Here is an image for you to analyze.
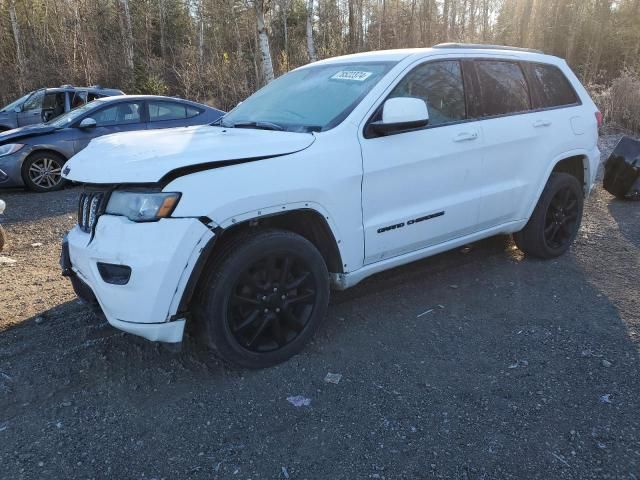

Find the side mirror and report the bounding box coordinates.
[14,107,21,113]
[369,97,429,136]
[78,118,97,129]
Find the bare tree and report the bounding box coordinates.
[8,0,26,92]
[255,0,275,84]
[306,0,317,61]
[119,0,135,80]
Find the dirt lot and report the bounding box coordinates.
[0,133,639,480]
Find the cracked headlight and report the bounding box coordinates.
[106,191,181,222]
[0,144,24,157]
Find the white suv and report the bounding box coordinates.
[61,44,601,368]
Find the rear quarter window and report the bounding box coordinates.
[526,63,580,109]
[473,60,531,117]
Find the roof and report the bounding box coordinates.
[311,44,557,66]
[95,95,202,103]
[45,86,124,95]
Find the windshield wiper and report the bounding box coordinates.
[231,121,284,131]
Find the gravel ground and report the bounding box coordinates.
[0,133,638,479]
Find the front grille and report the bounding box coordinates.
[78,191,106,233]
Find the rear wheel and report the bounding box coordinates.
[22,151,67,192]
[514,173,584,259]
[194,229,330,368]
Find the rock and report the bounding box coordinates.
[30,242,43,247]
[324,372,342,384]
[0,256,16,264]
[286,395,311,407]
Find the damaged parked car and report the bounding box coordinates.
[0,95,224,192]
[0,85,124,131]
[61,44,601,368]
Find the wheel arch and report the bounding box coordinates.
[550,154,588,192]
[522,150,591,224]
[20,148,68,180]
[176,207,345,317]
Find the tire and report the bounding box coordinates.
[22,151,67,192]
[194,229,330,369]
[514,173,584,259]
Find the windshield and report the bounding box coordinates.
[1,92,33,112]
[47,99,103,128]
[221,61,396,132]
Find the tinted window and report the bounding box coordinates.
[23,91,45,111]
[529,63,579,108]
[92,102,142,126]
[149,101,200,122]
[389,61,465,126]
[475,61,530,117]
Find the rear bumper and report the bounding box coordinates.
[62,215,214,343]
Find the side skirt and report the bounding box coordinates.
[330,219,527,290]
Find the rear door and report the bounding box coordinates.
[146,100,205,129]
[71,100,147,153]
[360,59,485,264]
[521,61,585,197]
[465,59,544,228]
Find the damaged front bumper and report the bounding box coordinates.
[61,215,215,343]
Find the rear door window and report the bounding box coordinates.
[148,101,201,122]
[388,60,466,127]
[474,60,531,117]
[526,63,579,109]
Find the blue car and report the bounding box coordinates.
[0,95,224,192]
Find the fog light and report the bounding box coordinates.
[97,262,132,285]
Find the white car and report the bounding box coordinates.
[61,44,601,368]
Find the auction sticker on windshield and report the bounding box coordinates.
[331,71,373,81]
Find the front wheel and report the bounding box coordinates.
[514,172,584,259]
[22,151,67,192]
[194,229,330,368]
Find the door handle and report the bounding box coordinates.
[453,132,478,142]
[533,119,552,128]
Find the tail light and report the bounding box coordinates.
[595,111,603,128]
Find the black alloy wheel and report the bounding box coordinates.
[514,172,584,259]
[195,229,330,368]
[543,186,580,250]
[229,253,318,352]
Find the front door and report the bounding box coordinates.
[360,59,485,264]
[17,90,45,126]
[71,101,147,154]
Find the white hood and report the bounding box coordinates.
[62,125,315,184]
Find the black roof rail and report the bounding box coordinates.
[90,85,103,89]
[433,43,544,54]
